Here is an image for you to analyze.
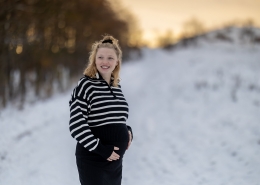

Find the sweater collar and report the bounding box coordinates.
[94,71,114,86]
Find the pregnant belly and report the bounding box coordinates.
[76,124,129,158]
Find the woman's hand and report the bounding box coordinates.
[126,131,132,150]
[107,147,120,161]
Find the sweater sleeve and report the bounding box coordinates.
[126,125,133,142]
[69,78,114,159]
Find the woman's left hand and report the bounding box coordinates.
[126,131,132,150]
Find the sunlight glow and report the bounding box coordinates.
[119,0,260,47]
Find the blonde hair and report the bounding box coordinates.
[83,35,122,87]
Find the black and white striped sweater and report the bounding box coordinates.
[69,73,133,159]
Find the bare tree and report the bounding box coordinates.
[180,17,205,38]
[156,29,175,49]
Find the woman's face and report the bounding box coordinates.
[95,47,118,78]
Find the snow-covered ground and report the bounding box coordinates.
[1,41,260,185]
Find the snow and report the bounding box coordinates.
[120,46,260,185]
[1,41,260,185]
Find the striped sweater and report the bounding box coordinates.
[69,73,133,159]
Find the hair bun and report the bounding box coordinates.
[102,39,113,44]
[101,35,118,44]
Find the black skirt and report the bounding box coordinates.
[75,124,129,185]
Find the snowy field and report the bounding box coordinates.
[1,40,260,184]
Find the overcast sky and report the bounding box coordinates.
[119,0,260,43]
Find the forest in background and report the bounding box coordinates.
[0,0,141,109]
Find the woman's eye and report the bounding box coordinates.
[98,57,103,59]
[109,57,114,60]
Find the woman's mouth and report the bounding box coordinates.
[101,66,110,69]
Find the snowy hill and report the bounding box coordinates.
[1,39,260,185]
[170,26,260,49]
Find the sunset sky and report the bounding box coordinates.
[119,0,260,45]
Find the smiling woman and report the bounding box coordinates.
[84,36,123,87]
[95,47,119,84]
[69,35,133,185]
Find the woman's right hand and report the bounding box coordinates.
[107,147,120,161]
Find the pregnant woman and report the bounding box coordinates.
[69,35,133,185]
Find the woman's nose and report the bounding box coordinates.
[102,59,109,64]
